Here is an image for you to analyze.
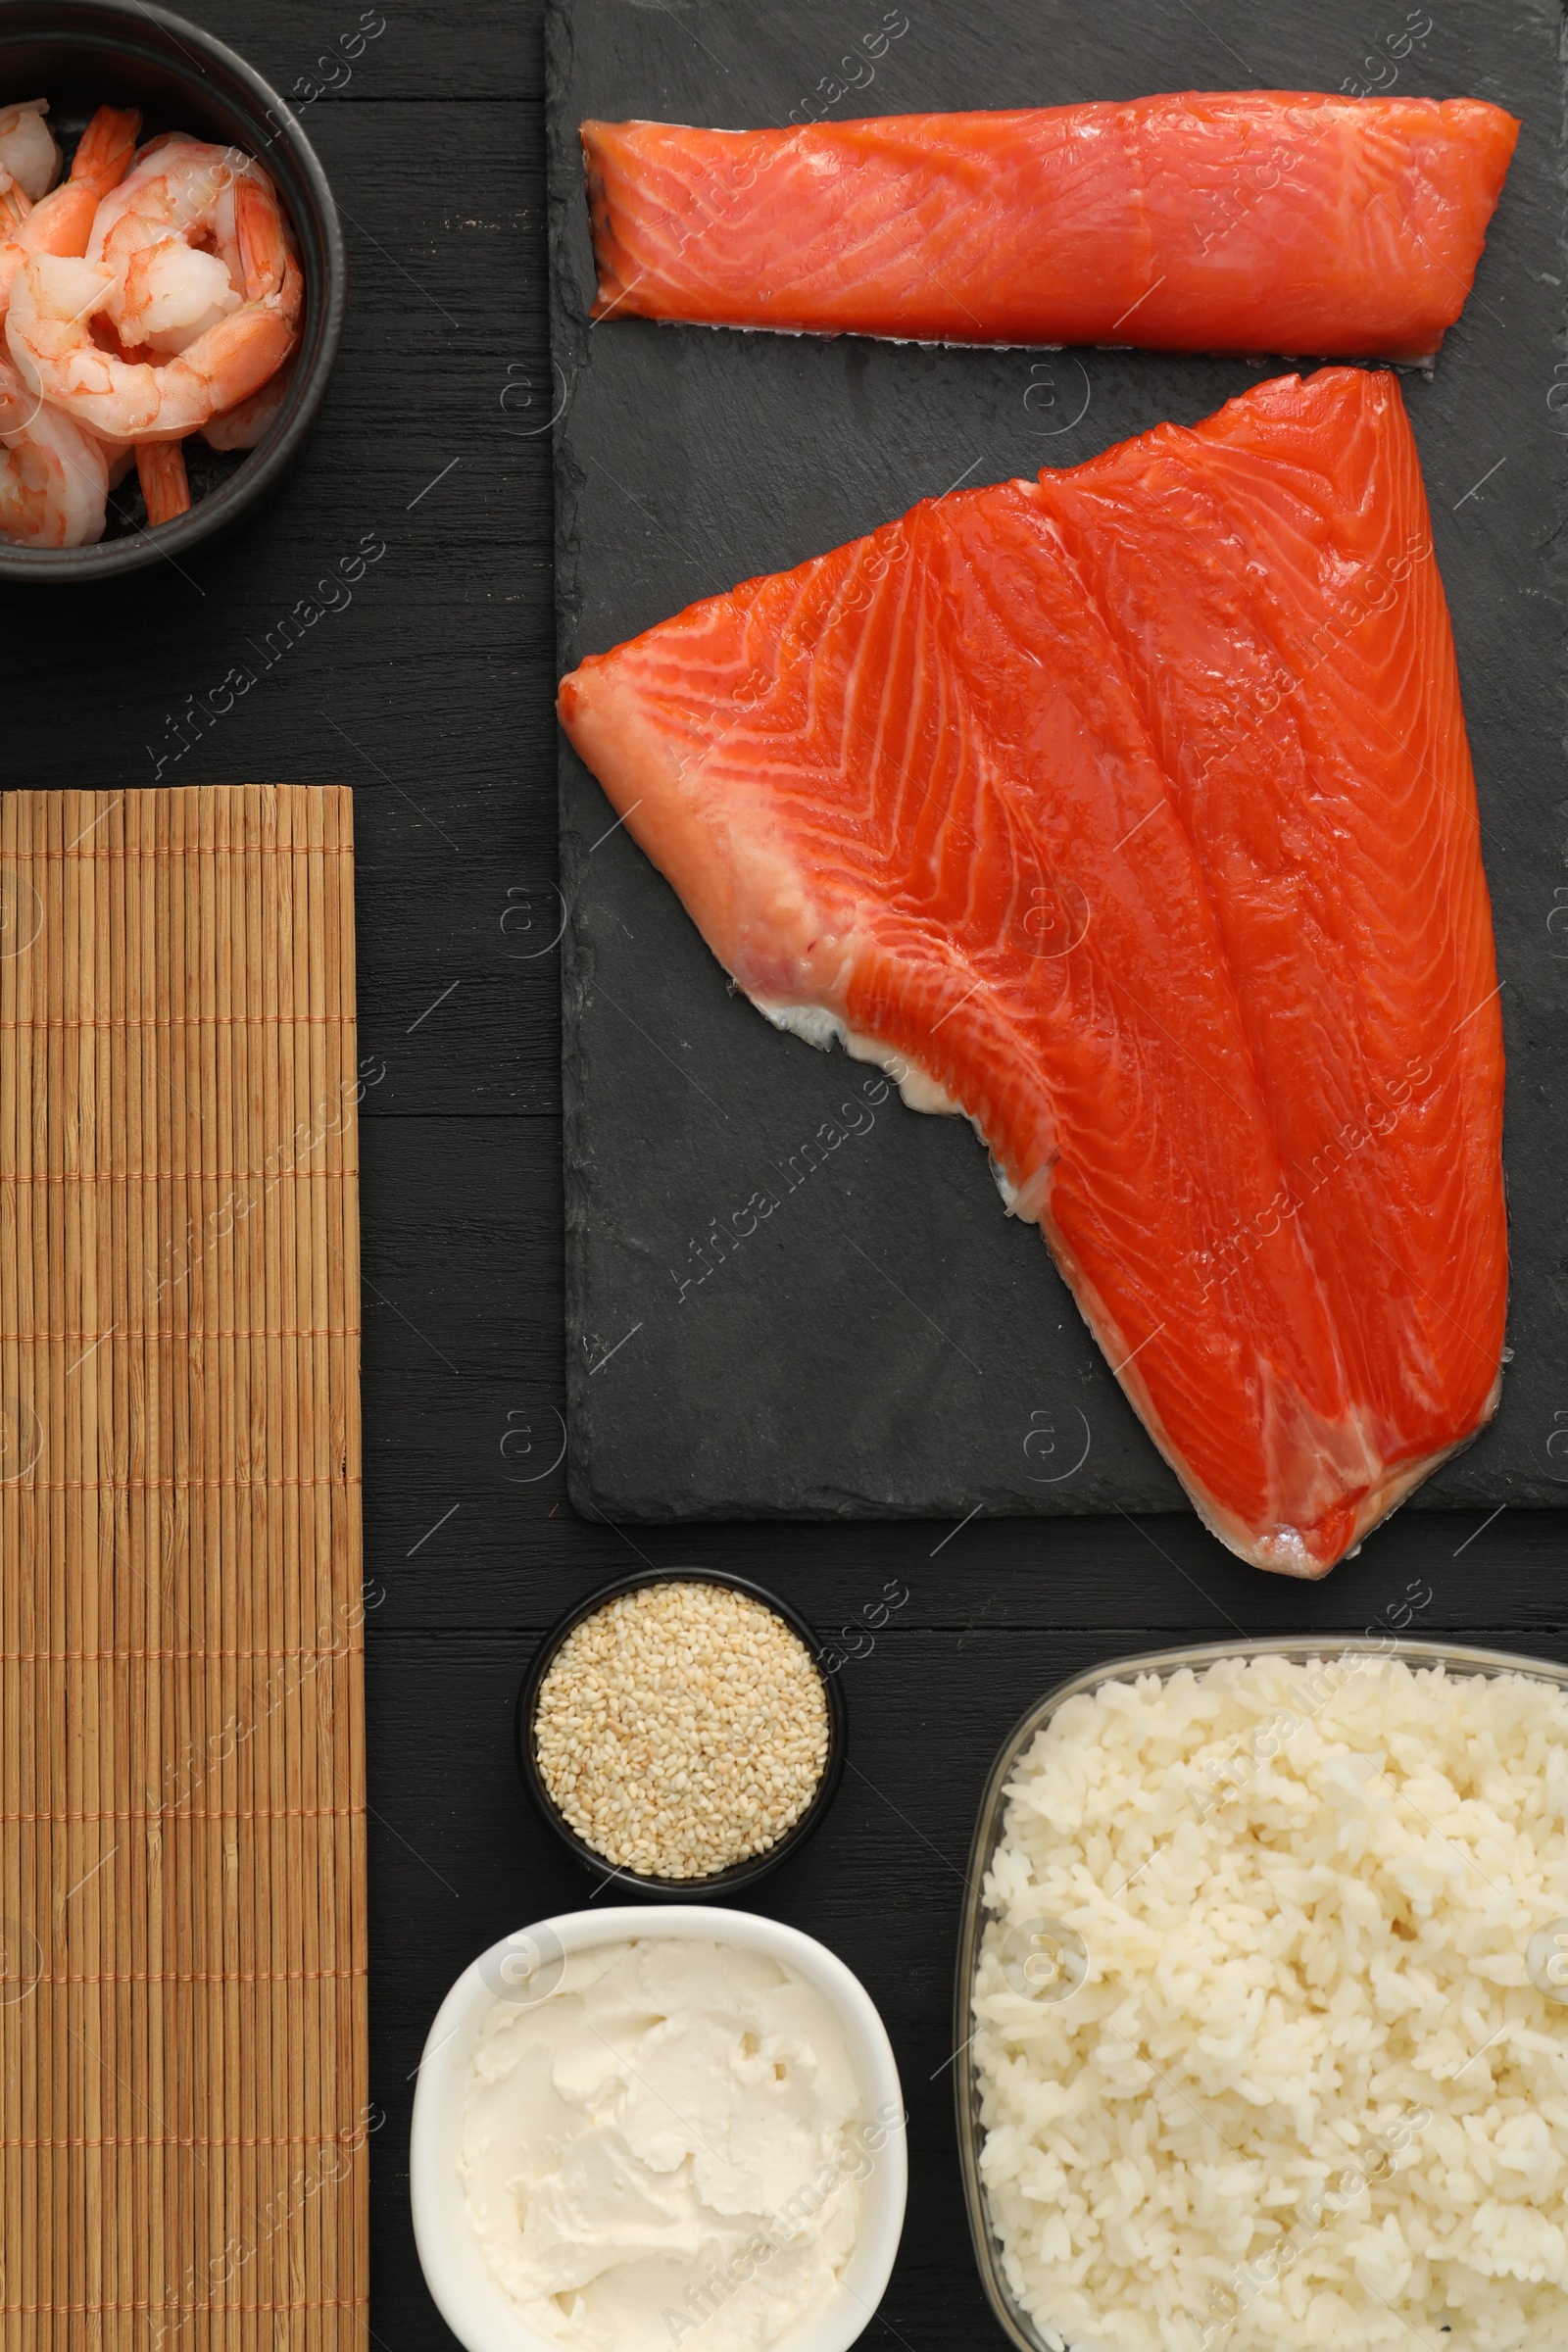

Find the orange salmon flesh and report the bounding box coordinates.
[583,93,1519,360]
[558,368,1508,1575]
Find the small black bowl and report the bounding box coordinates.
[0,0,345,580]
[516,1568,850,1902]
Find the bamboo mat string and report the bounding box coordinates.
[0,787,368,2352]
[0,798,16,2325]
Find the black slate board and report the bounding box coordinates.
[549,0,1567,1522]
[7,12,1568,2351]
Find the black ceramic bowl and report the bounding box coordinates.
[0,0,345,581]
[516,1568,850,1902]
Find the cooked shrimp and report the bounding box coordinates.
[0,105,139,320]
[0,350,106,545]
[0,174,31,238]
[0,100,60,204]
[98,432,135,491]
[200,350,295,451]
[87,135,269,353]
[6,248,299,440]
[135,437,190,525]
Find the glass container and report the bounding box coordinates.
[954,1635,1568,2352]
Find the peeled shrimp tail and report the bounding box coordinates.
[0,176,31,238]
[135,438,191,526]
[68,106,142,200]
[200,353,294,451]
[234,174,292,302]
[0,104,139,321]
[225,172,303,371]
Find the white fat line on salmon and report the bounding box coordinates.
[1193,1054,1438,1301]
[1203,579,1504,883]
[637,2,907,259]
[1450,976,1505,1032]
[1197,529,1435,782]
[928,978,980,1031]
[676,682,985,963]
[144,531,389,779]
[667,518,996,892]
[1360,1219,1498,1387]
[1285,532,1436,669]
[1191,143,1302,258]
[1365,174,1505,341]
[612,15,988,362]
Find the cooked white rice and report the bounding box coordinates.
[972,1654,1568,2352]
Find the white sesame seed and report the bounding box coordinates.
[532,1581,830,1879]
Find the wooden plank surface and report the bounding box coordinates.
[0,788,368,2352]
[1,7,1564,2349]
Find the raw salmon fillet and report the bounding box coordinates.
[557,368,1507,1575]
[583,93,1518,360]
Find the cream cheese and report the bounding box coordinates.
[460,1936,891,2351]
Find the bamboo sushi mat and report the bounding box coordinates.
[0,788,368,2351]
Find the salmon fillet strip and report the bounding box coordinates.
[558,368,1508,1574]
[583,93,1518,360]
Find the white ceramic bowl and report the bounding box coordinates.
[410,1904,908,2352]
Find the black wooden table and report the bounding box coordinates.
[4,7,1563,2345]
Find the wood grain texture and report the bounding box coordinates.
[1,5,1565,2348]
[0,787,368,2352]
